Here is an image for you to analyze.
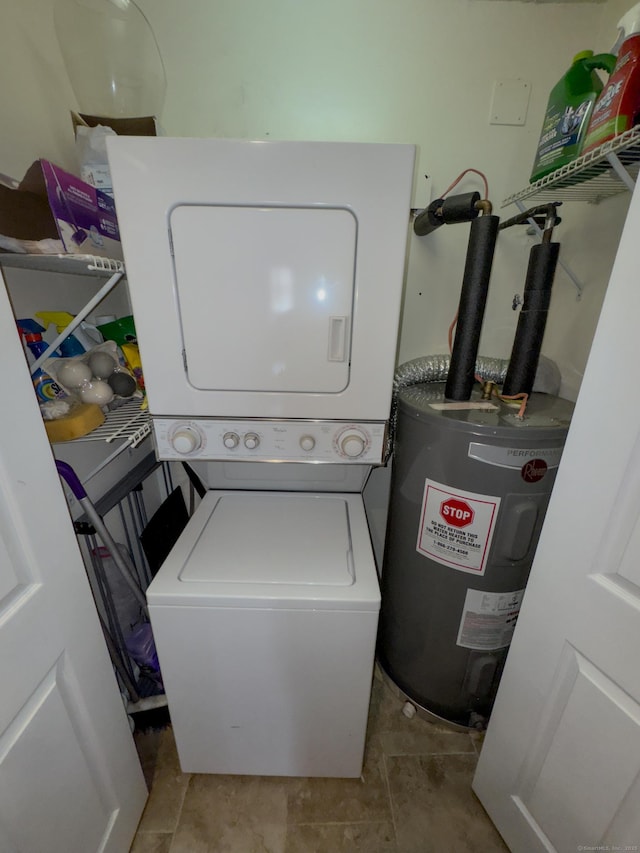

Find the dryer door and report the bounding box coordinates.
[171,204,355,394]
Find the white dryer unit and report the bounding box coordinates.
[108,138,415,778]
[107,138,415,431]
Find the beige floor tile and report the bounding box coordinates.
[170,773,288,853]
[386,753,508,853]
[129,831,173,853]
[470,729,486,754]
[285,821,397,852]
[369,671,466,735]
[286,773,392,826]
[379,728,476,757]
[368,672,477,757]
[136,727,191,834]
[286,734,392,825]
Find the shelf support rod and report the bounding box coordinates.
[30,271,125,374]
[79,439,139,485]
[605,151,636,192]
[514,200,583,300]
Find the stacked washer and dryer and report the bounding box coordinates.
[108,138,416,777]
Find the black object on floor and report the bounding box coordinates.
[132,703,172,734]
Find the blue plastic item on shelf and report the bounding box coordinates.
[16,318,66,402]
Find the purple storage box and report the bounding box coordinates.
[0,159,123,259]
[38,160,122,259]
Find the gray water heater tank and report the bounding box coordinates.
[377,382,574,729]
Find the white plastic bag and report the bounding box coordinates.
[75,124,117,197]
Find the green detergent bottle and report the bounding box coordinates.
[530,50,616,183]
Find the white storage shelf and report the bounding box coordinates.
[501,127,640,299]
[0,252,150,451]
[503,125,640,208]
[0,253,125,276]
[78,398,151,449]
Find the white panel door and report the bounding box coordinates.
[473,183,640,851]
[0,275,147,853]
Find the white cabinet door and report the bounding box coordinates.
[0,275,147,853]
[473,184,640,851]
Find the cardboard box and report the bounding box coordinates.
[71,111,159,137]
[0,159,122,259]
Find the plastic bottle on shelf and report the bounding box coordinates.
[16,318,62,361]
[16,319,66,403]
[530,50,616,183]
[36,311,96,356]
[583,3,640,154]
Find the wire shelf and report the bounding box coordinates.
[76,399,151,448]
[503,126,640,207]
[0,252,125,276]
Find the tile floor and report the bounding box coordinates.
[130,670,508,852]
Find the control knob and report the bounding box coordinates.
[223,432,240,449]
[300,435,316,452]
[339,429,368,458]
[244,432,260,450]
[171,425,203,455]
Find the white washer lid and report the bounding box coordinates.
[146,490,380,610]
[180,493,353,585]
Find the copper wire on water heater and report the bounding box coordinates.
[412,167,490,236]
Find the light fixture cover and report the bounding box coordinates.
[54,0,166,117]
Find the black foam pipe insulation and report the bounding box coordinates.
[502,241,560,398]
[440,192,481,224]
[413,192,480,237]
[445,213,500,401]
[413,198,446,236]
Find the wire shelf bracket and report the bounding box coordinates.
[60,399,152,483]
[502,127,640,299]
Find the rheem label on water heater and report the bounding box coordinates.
[456,588,525,650]
[416,479,501,575]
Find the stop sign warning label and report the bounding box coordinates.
[440,498,474,528]
[417,479,501,575]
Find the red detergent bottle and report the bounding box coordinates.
[583,2,640,153]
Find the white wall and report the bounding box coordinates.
[0,0,633,401]
[0,2,77,177]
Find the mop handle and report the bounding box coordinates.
[56,461,149,612]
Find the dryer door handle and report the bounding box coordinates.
[328,315,348,362]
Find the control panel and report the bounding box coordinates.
[152,418,388,463]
